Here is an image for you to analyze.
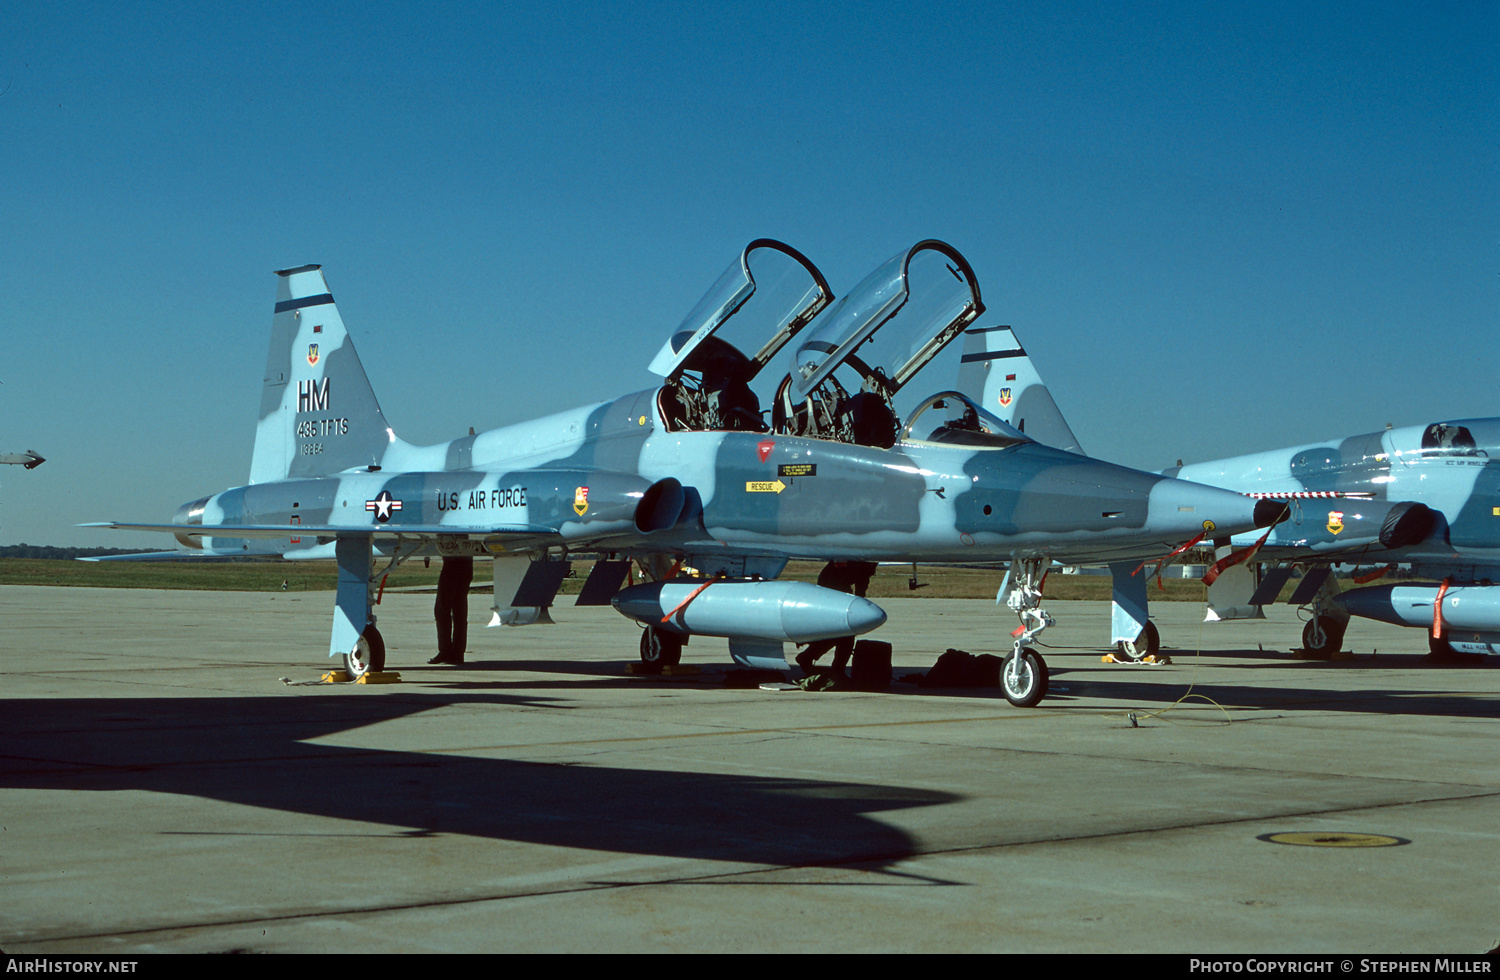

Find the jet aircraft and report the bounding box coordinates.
[91,241,1281,706]
[961,325,1500,661]
[0,450,45,468]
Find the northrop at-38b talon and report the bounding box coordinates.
[92,241,1282,706]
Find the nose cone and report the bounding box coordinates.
[844,595,888,635]
[1147,477,1270,541]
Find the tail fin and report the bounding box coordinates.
[957,326,1085,456]
[250,265,400,483]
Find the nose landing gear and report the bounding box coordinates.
[1003,558,1053,707]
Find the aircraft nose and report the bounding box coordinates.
[1147,477,1268,539]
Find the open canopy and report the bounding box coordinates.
[648,239,833,385]
[790,240,983,404]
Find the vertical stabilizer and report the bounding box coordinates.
[250,265,400,483]
[958,326,1085,456]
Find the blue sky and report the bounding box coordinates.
[2,1,1495,547]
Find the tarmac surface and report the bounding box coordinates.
[1,583,1497,954]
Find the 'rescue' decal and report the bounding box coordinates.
[746,480,787,494]
[366,491,402,523]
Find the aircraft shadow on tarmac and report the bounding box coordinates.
[404,652,1497,721]
[0,695,957,875]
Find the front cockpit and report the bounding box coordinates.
[651,238,989,452]
[776,240,983,448]
[650,239,832,435]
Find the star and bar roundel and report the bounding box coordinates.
[365,490,403,523]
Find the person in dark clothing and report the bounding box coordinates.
[795,560,878,675]
[428,556,474,665]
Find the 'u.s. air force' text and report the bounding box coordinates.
[437,488,527,511]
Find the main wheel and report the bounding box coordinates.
[1001,649,1049,707]
[639,626,683,671]
[1301,616,1344,656]
[344,625,386,678]
[1114,621,1160,663]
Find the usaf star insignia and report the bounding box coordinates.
[366,490,402,523]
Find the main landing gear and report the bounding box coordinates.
[1301,615,1346,657]
[345,625,387,679]
[1114,621,1161,663]
[1002,558,1053,707]
[639,625,683,671]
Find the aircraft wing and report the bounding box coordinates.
[79,521,568,559]
[82,521,560,539]
[81,550,260,562]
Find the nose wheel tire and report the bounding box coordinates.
[1114,621,1160,663]
[639,626,683,672]
[344,626,386,678]
[1001,649,1049,707]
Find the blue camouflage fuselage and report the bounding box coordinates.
[186,387,1260,567]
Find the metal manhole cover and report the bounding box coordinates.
[1257,832,1409,847]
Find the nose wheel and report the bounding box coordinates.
[1001,647,1049,707]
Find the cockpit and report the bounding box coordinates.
[651,239,996,451]
[898,390,1030,449]
[1419,421,1489,458]
[649,239,832,435]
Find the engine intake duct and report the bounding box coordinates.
[1379,501,1436,549]
[1252,499,1291,528]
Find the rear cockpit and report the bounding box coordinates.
[775,240,984,448]
[649,238,987,451]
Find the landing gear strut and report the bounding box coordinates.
[1003,558,1053,707]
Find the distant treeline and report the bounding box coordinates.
[0,544,147,560]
